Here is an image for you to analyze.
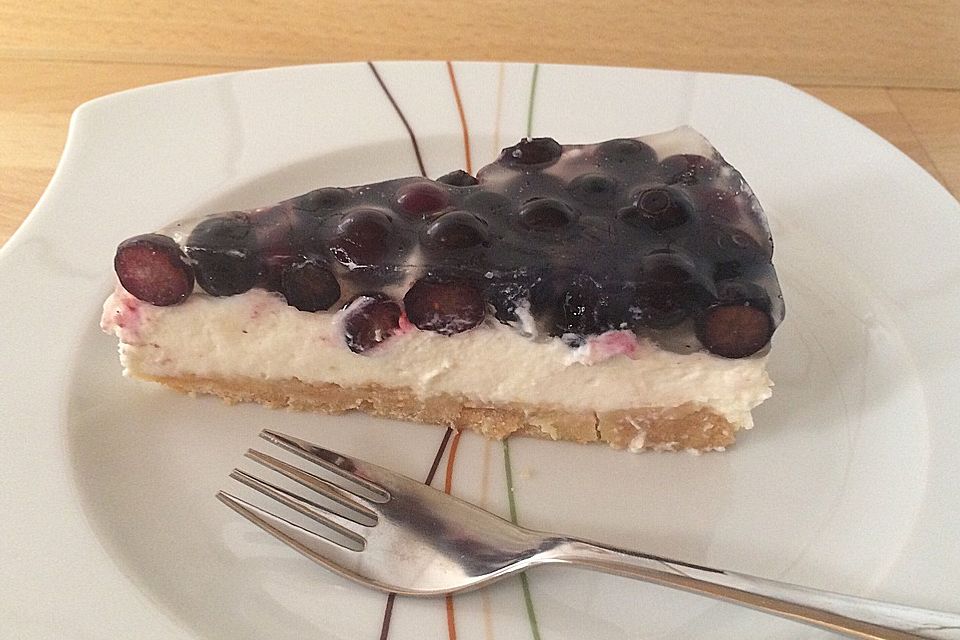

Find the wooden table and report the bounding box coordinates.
[2,0,959,247]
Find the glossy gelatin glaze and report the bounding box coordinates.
[112,127,784,359]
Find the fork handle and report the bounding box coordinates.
[545,538,960,639]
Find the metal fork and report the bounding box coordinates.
[217,430,960,640]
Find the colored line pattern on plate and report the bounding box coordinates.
[366,61,428,178]
[369,60,544,640]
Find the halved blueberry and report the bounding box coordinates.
[694,279,774,358]
[343,295,403,353]
[403,278,486,335]
[114,233,194,306]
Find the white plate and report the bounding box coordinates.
[2,61,959,640]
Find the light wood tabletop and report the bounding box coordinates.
[2,0,958,247]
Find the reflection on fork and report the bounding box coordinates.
[218,430,960,640]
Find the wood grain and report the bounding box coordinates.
[1,0,958,89]
[888,89,960,198]
[1,1,959,247]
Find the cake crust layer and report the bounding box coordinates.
[146,373,737,451]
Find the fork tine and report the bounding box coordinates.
[260,430,400,501]
[228,469,366,550]
[216,491,365,567]
[244,449,378,526]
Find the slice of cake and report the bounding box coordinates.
[101,127,784,452]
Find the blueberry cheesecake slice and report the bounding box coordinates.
[102,127,783,452]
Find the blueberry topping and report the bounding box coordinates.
[403,279,485,335]
[114,234,194,306]
[619,187,692,231]
[117,132,782,359]
[659,154,720,185]
[519,198,577,230]
[280,260,341,312]
[501,138,562,166]
[436,170,479,187]
[424,211,489,250]
[396,182,450,218]
[567,174,619,207]
[343,295,403,353]
[331,209,393,266]
[186,213,260,296]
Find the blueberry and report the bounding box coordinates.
[280,260,341,312]
[500,138,562,166]
[424,211,489,250]
[185,213,260,296]
[695,280,774,358]
[483,270,540,325]
[519,198,577,231]
[251,206,323,291]
[618,187,693,231]
[690,187,747,225]
[597,138,657,168]
[436,170,479,187]
[403,278,485,335]
[114,233,194,306]
[658,154,720,186]
[396,182,450,218]
[695,224,771,280]
[293,187,351,213]
[343,295,402,353]
[567,174,619,207]
[531,271,620,337]
[331,209,393,267]
[630,251,707,329]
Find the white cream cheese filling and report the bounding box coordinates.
[102,287,772,428]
